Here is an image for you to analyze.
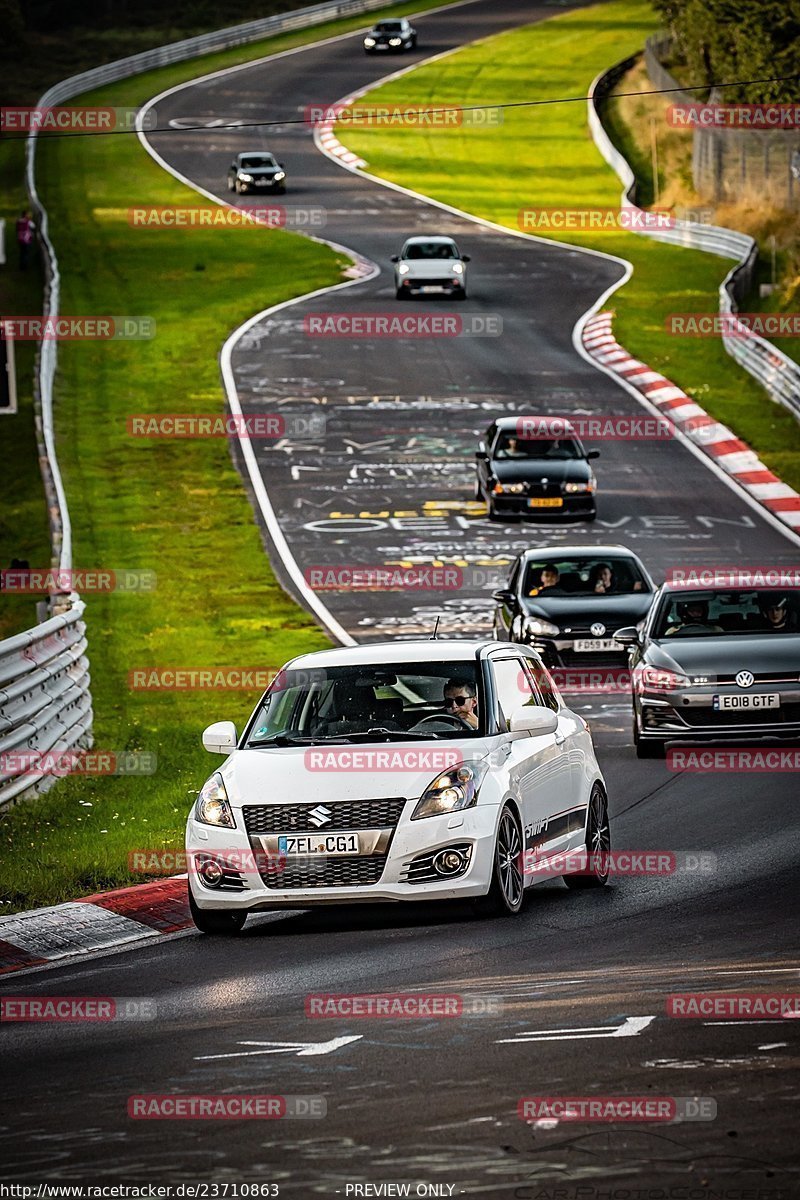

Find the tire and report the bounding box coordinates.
[453,288,467,301]
[189,886,247,935]
[475,805,525,916]
[474,478,483,500]
[396,288,408,300]
[585,511,597,523]
[227,179,235,193]
[487,500,504,523]
[563,785,610,889]
[636,739,665,759]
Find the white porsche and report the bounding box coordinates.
[392,236,470,300]
[186,640,610,933]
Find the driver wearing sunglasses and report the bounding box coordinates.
[442,679,479,729]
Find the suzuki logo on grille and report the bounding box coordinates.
[308,804,333,827]
[591,623,606,638]
[735,670,754,689]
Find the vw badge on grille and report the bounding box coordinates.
[735,670,754,689]
[590,622,606,638]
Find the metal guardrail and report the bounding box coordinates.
[0,599,92,808]
[5,0,401,810]
[589,58,800,424]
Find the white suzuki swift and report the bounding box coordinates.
[186,640,610,933]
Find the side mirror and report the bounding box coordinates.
[202,720,238,754]
[279,162,285,168]
[230,163,237,169]
[390,254,399,262]
[492,588,515,605]
[475,448,488,460]
[509,705,558,736]
[586,449,600,460]
[613,626,640,647]
[462,254,471,262]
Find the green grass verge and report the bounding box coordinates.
[340,0,800,492]
[0,0,466,913]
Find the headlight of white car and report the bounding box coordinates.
[452,263,464,273]
[194,773,236,828]
[398,263,410,274]
[522,617,560,639]
[411,760,488,820]
[238,173,254,182]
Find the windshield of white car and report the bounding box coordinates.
[522,557,647,597]
[493,435,581,460]
[245,663,485,744]
[654,589,800,637]
[240,156,276,169]
[403,242,458,259]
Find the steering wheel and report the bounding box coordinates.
[665,623,711,637]
[409,713,471,731]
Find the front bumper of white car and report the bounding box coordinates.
[186,801,499,910]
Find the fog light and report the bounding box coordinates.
[433,849,466,876]
[198,857,224,888]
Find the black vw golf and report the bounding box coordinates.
[614,584,800,758]
[475,417,599,522]
[492,546,656,669]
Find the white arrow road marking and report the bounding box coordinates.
[496,1015,656,1044]
[195,1035,362,1061]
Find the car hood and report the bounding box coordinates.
[491,458,591,483]
[240,166,279,176]
[401,260,464,278]
[217,741,495,806]
[647,633,800,674]
[522,593,653,626]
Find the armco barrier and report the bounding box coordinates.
[589,57,800,424]
[7,0,406,806]
[0,599,92,809]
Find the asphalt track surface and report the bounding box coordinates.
[4,1,800,1194]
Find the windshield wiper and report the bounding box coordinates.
[341,728,434,741]
[246,734,318,747]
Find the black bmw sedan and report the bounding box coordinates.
[492,546,656,670]
[475,417,599,522]
[614,585,800,758]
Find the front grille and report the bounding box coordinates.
[527,482,563,498]
[260,856,386,889]
[679,704,800,728]
[715,672,800,685]
[559,649,627,668]
[243,798,407,834]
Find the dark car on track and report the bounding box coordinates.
[492,546,656,670]
[363,18,417,52]
[227,152,286,195]
[475,417,599,522]
[614,584,800,758]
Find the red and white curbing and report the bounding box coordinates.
[315,92,367,169]
[0,878,190,974]
[583,312,800,532]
